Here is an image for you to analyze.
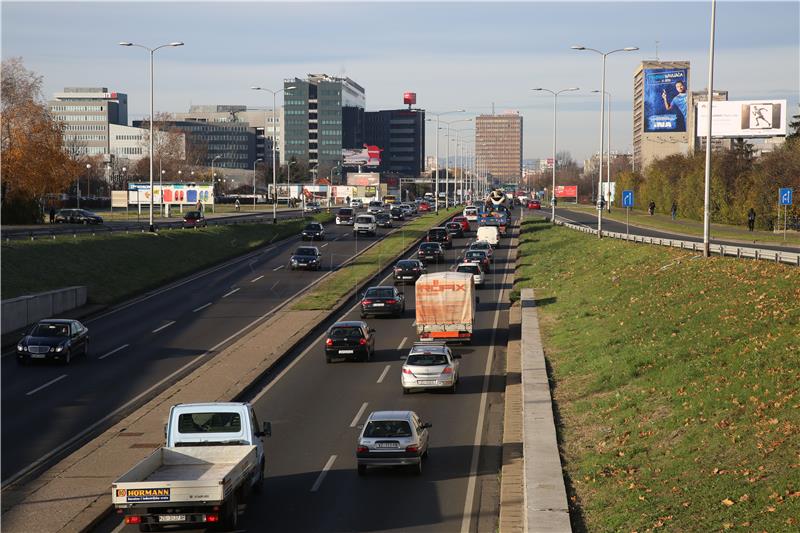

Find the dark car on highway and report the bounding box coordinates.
[445,221,464,239]
[360,286,405,318]
[16,319,89,365]
[336,207,355,225]
[417,242,444,264]
[183,210,207,228]
[301,222,325,240]
[426,227,452,249]
[325,321,375,363]
[390,207,405,221]
[290,246,322,270]
[54,209,103,225]
[375,212,393,228]
[393,259,426,284]
[463,249,491,272]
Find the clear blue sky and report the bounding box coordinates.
[3,1,798,162]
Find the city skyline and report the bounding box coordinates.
[2,1,798,162]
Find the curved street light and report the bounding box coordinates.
[427,109,465,213]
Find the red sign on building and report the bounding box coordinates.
[403,92,416,105]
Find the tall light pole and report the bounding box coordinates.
[119,40,184,232]
[453,129,473,204]
[251,85,296,223]
[593,90,613,212]
[703,0,717,257]
[428,110,465,213]
[533,87,579,223]
[80,163,91,208]
[441,118,472,208]
[211,155,222,212]
[252,158,263,211]
[572,44,638,237]
[286,160,296,205]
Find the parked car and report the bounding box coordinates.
[182,210,207,228]
[417,242,445,264]
[16,319,89,365]
[463,249,491,272]
[356,411,431,475]
[375,212,393,228]
[360,286,405,318]
[54,209,103,225]
[401,342,461,394]
[336,207,355,225]
[350,199,364,209]
[451,216,470,232]
[390,207,405,221]
[527,199,541,209]
[445,221,464,239]
[354,214,378,236]
[455,262,485,287]
[393,259,426,284]
[325,321,375,363]
[289,246,322,270]
[426,227,452,249]
[367,201,384,215]
[301,222,325,241]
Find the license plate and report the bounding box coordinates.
[375,443,398,449]
[339,349,354,354]
[418,380,437,385]
[31,354,46,359]
[159,515,186,523]
[402,276,413,279]
[373,303,384,307]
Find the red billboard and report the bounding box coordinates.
[403,92,417,105]
[555,185,578,198]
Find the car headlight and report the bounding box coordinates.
[291,258,298,263]
[17,343,26,352]
[55,345,65,352]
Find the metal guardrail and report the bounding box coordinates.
[553,218,800,266]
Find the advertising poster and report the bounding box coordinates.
[346,172,380,186]
[554,185,578,198]
[342,145,382,167]
[695,100,786,138]
[644,68,688,132]
[128,184,213,206]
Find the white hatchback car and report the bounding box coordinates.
[401,342,461,394]
[455,262,485,287]
[356,410,431,476]
[350,199,364,209]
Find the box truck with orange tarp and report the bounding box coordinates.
[415,272,477,344]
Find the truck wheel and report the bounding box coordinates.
[222,494,239,530]
[253,460,265,493]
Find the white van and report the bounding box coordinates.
[354,214,377,236]
[476,226,500,247]
[463,207,478,222]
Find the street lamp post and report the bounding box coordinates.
[593,90,613,212]
[533,87,579,223]
[252,158,263,211]
[703,0,717,257]
[428,110,465,213]
[440,118,471,209]
[251,85,296,224]
[119,40,184,232]
[286,161,296,206]
[211,155,222,212]
[572,44,638,237]
[80,163,90,208]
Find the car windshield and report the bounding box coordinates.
[363,420,412,438]
[366,288,394,298]
[377,213,390,220]
[330,327,363,339]
[295,248,317,256]
[356,216,373,223]
[177,412,241,434]
[420,243,440,251]
[471,242,490,249]
[185,211,201,218]
[406,353,448,366]
[446,223,460,229]
[304,224,321,230]
[30,323,69,337]
[457,265,480,274]
[369,202,382,207]
[338,209,353,215]
[429,229,446,237]
[397,260,418,268]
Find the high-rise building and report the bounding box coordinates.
[283,74,366,179]
[109,124,185,162]
[475,112,523,182]
[49,87,128,156]
[364,109,426,177]
[687,89,730,153]
[633,61,691,171]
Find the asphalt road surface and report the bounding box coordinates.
[1,213,426,484]
[94,219,513,533]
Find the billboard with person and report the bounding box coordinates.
[695,100,786,137]
[644,68,689,133]
[128,183,213,205]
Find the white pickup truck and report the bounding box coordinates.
[112,402,270,531]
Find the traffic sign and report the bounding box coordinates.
[779,187,793,206]
[622,190,634,208]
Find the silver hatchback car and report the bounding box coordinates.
[357,411,431,475]
[401,342,461,394]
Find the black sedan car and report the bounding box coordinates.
[390,207,405,221]
[183,210,207,228]
[463,249,491,272]
[17,319,89,365]
[426,227,452,248]
[393,259,426,284]
[301,222,325,240]
[290,246,322,270]
[445,221,464,239]
[325,321,375,363]
[375,212,393,228]
[418,242,445,264]
[360,286,405,318]
[54,209,103,225]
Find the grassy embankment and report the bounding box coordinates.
[2,214,333,305]
[513,218,799,532]
[292,208,460,310]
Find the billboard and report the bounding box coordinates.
[346,172,380,186]
[696,100,786,138]
[342,145,382,167]
[404,92,417,105]
[554,185,578,198]
[644,68,689,133]
[127,183,213,206]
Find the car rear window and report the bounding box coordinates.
[420,243,440,251]
[406,353,448,366]
[429,229,447,237]
[178,412,241,434]
[330,326,363,339]
[457,264,480,274]
[363,420,412,438]
[446,222,460,229]
[366,288,394,298]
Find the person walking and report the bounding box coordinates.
[671,201,677,220]
[234,199,240,212]
[49,206,56,224]
[648,200,656,216]
[747,208,756,231]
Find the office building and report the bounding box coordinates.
[475,112,523,181]
[364,109,426,177]
[49,87,128,156]
[109,124,185,162]
[632,60,691,171]
[283,74,366,179]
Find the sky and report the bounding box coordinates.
[2,1,798,163]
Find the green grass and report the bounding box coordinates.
[93,203,301,220]
[292,208,460,310]
[2,214,333,305]
[513,219,800,532]
[565,204,800,246]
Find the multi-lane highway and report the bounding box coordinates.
[0,213,427,484]
[95,215,513,533]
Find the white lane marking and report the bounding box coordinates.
[310,455,337,492]
[192,302,212,313]
[273,265,285,271]
[250,275,264,283]
[321,243,329,248]
[151,321,176,334]
[397,336,408,350]
[349,402,369,428]
[98,344,130,360]
[223,288,240,298]
[376,365,391,384]
[110,518,126,533]
[26,374,68,396]
[460,223,515,533]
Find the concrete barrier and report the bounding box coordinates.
[1,286,87,335]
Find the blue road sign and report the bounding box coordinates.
[779,188,793,206]
[622,190,634,208]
